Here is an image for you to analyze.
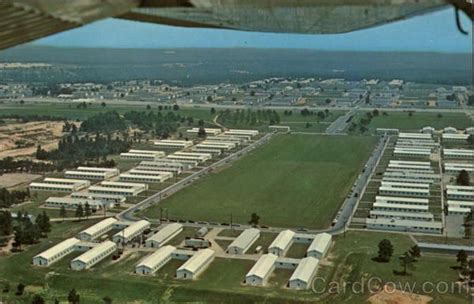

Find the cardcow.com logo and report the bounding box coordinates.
[310,276,470,296]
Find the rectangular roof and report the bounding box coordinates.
[146,223,183,243]
[79,218,118,237]
[289,257,319,283]
[269,230,295,250]
[115,220,150,239]
[381,181,430,189]
[88,186,136,194]
[128,149,165,155]
[227,228,260,250]
[177,248,215,273]
[367,218,442,229]
[72,241,116,264]
[30,183,77,190]
[445,162,474,168]
[399,133,432,139]
[446,185,474,192]
[136,245,176,269]
[376,196,429,204]
[65,170,109,177]
[77,166,119,173]
[43,177,89,185]
[246,254,278,278]
[379,186,429,194]
[100,181,146,189]
[308,233,332,254]
[34,238,80,260]
[369,210,434,219]
[373,202,429,211]
[389,160,431,166]
[447,200,474,207]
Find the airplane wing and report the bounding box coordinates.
[0,0,471,51]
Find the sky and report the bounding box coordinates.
[36,8,472,53]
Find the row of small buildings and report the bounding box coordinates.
[33,219,332,288]
[367,158,443,234]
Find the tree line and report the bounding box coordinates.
[36,133,131,166]
[0,188,30,208]
[219,109,280,126]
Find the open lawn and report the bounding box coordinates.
[366,111,473,132]
[318,231,471,304]
[0,103,216,122]
[140,134,377,228]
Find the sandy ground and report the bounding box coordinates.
[0,173,42,189]
[0,121,66,159]
[368,285,433,304]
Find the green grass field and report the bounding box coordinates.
[141,134,377,228]
[318,231,470,304]
[366,111,473,132]
[0,103,216,122]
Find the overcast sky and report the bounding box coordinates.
[35,8,472,53]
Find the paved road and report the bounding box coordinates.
[325,106,358,134]
[116,132,275,222]
[326,134,388,234]
[15,97,474,114]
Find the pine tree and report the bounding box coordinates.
[75,205,84,219]
[68,288,80,304]
[60,205,67,220]
[84,202,92,219]
[377,239,394,262]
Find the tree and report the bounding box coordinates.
[0,211,12,236]
[210,107,216,115]
[464,133,474,144]
[36,211,51,236]
[2,281,10,293]
[409,245,421,258]
[437,113,443,119]
[103,296,113,304]
[101,102,106,107]
[60,205,67,220]
[68,288,80,304]
[32,294,46,304]
[457,249,468,269]
[75,204,84,219]
[198,119,205,127]
[16,283,25,295]
[13,225,24,250]
[399,252,416,275]
[84,202,92,219]
[377,239,394,262]
[172,104,179,111]
[197,127,206,138]
[248,213,260,226]
[146,104,151,110]
[457,170,470,186]
[408,112,413,117]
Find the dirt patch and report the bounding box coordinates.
[0,121,73,159]
[368,285,433,304]
[0,173,42,189]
